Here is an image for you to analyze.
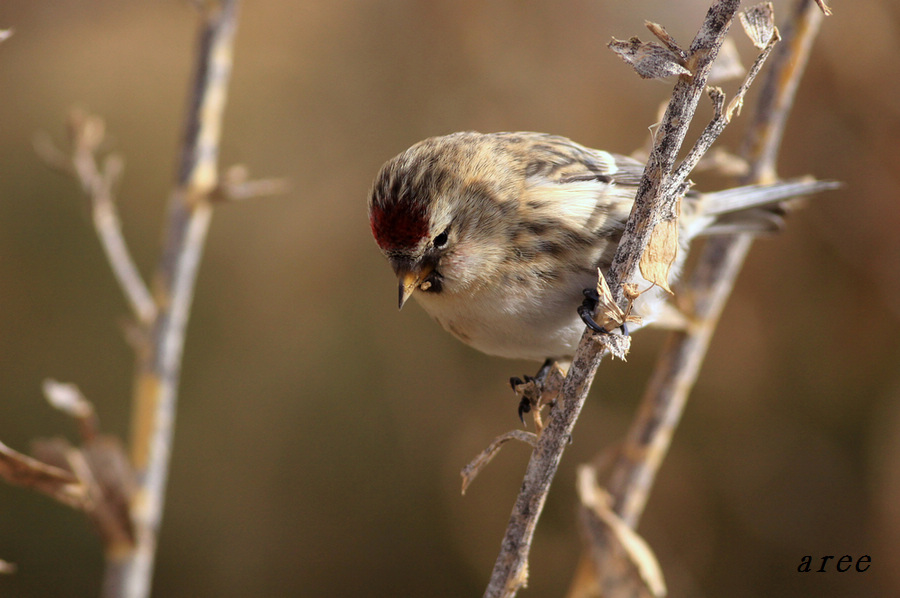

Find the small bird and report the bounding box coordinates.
[368,131,833,363]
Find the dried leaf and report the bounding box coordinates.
[43,378,99,441]
[30,436,136,546]
[609,37,690,80]
[708,38,745,83]
[43,379,93,419]
[622,283,642,302]
[0,440,86,509]
[593,268,626,329]
[601,333,632,362]
[511,362,567,434]
[644,22,686,61]
[576,466,667,597]
[639,215,679,295]
[739,3,776,49]
[594,271,643,330]
[588,270,639,360]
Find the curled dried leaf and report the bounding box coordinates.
[590,270,640,360]
[593,269,642,331]
[739,3,776,49]
[601,332,632,362]
[708,39,745,83]
[43,379,93,419]
[638,215,679,295]
[42,379,99,441]
[644,21,686,62]
[609,37,690,80]
[31,436,136,546]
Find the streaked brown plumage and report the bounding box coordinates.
[368,131,834,361]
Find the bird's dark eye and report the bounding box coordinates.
[433,227,450,249]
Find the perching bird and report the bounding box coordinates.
[368,131,835,362]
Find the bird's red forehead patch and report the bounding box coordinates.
[370,201,428,250]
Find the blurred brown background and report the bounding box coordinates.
[1,1,898,596]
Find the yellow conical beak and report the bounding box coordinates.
[397,266,433,309]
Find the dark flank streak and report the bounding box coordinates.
[558,173,613,184]
[536,240,567,257]
[534,269,560,282]
[524,221,551,236]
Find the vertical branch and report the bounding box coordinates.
[605,0,827,531]
[102,2,240,597]
[69,122,158,326]
[740,0,829,184]
[606,0,740,304]
[482,2,742,597]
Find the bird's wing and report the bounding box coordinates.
[518,137,640,236]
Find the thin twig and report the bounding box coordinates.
[0,440,86,509]
[461,430,539,495]
[670,23,781,193]
[569,3,831,593]
[482,3,743,597]
[605,0,828,533]
[101,2,241,597]
[36,112,158,326]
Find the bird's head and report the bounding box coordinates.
[368,133,514,308]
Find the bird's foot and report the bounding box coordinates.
[510,359,565,435]
[578,287,629,336]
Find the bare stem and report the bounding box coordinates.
[35,113,158,326]
[606,0,827,534]
[482,2,742,597]
[101,2,241,597]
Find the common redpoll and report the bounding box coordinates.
[368,131,833,363]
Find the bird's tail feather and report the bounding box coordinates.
[702,177,841,217]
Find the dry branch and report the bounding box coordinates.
[482,2,744,596]
[607,0,829,532]
[102,2,241,597]
[2,2,289,595]
[575,0,832,593]
[35,112,157,326]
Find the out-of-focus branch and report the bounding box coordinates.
[102,2,241,597]
[0,439,86,509]
[552,5,834,597]
[35,113,157,327]
[482,3,743,597]
[5,1,289,594]
[606,0,829,534]
[740,0,830,184]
